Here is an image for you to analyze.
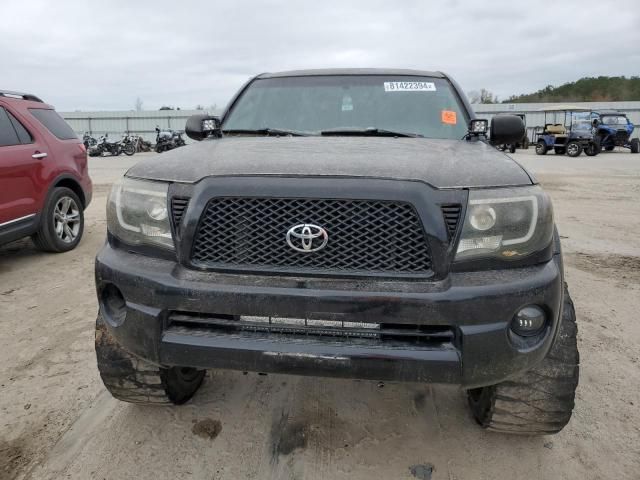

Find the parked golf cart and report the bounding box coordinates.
[496,113,530,153]
[534,105,600,157]
[593,110,639,153]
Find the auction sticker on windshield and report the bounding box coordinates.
[441,110,457,125]
[384,81,436,92]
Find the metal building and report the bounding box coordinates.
[60,102,640,144]
[60,109,216,143]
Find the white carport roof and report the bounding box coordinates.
[538,104,592,112]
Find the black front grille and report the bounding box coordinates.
[171,197,189,233]
[190,197,432,276]
[441,204,462,239]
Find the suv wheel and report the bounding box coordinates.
[32,187,84,252]
[95,314,206,404]
[467,284,579,435]
[631,138,640,153]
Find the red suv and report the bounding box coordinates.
[0,90,92,252]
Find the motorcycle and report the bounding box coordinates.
[83,132,97,150]
[88,134,122,157]
[155,126,186,153]
[119,134,137,156]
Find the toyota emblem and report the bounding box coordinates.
[286,224,329,253]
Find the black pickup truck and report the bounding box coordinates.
[95,69,578,435]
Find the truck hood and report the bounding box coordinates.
[126,137,533,189]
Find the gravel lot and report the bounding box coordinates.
[1,148,639,480]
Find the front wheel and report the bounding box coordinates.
[467,284,579,435]
[32,187,84,252]
[584,139,601,157]
[508,144,516,153]
[566,141,583,157]
[95,314,206,404]
[631,138,640,153]
[535,141,547,155]
[123,143,136,156]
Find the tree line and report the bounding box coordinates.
[468,76,640,104]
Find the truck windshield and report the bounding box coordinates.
[601,115,628,126]
[222,75,469,139]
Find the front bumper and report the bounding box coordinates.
[96,244,563,388]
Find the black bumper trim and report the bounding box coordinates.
[161,326,460,383]
[96,244,563,388]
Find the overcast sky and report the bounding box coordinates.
[2,0,638,111]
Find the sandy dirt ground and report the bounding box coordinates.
[1,149,639,480]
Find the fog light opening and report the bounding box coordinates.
[101,283,127,327]
[511,305,546,337]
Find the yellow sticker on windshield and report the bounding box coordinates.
[441,110,457,125]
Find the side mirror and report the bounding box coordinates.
[186,114,221,141]
[592,119,600,127]
[490,115,525,145]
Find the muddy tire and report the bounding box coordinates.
[467,284,579,435]
[95,314,205,405]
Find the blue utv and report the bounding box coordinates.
[534,105,600,157]
[593,111,639,153]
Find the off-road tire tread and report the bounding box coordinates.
[95,315,204,405]
[468,284,579,435]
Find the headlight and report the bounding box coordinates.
[455,186,553,262]
[106,177,174,250]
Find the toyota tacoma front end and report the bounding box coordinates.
[95,69,579,434]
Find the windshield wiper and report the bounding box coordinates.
[320,128,423,138]
[222,128,310,137]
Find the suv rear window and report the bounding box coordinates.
[28,108,77,140]
[0,107,24,146]
[7,110,33,144]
